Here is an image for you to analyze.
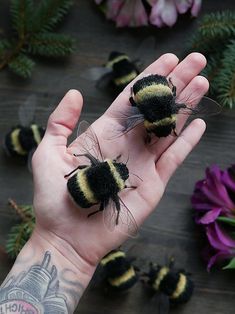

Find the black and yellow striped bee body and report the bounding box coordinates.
[106,51,139,91]
[4,124,45,158]
[67,158,129,209]
[130,74,185,138]
[100,249,138,291]
[147,261,194,304]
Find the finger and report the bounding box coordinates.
[152,75,209,158]
[44,89,83,147]
[167,52,207,96]
[157,118,206,186]
[106,53,179,115]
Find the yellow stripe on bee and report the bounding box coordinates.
[31,124,42,145]
[11,129,27,155]
[135,84,171,102]
[153,267,169,291]
[107,159,125,190]
[171,273,187,299]
[108,267,135,287]
[77,169,98,204]
[106,55,130,68]
[144,115,177,129]
[100,251,125,266]
[114,71,137,86]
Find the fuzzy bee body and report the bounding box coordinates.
[65,121,138,236]
[67,158,128,209]
[4,123,45,157]
[129,74,184,138]
[106,51,139,90]
[100,249,138,291]
[107,73,221,141]
[147,260,194,305]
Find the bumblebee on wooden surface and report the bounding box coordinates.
[99,249,138,291]
[142,258,194,313]
[64,121,138,237]
[106,73,221,141]
[4,95,45,158]
[82,37,156,93]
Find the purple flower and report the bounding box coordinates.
[95,0,202,28]
[192,165,235,270]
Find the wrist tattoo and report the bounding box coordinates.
[0,251,84,314]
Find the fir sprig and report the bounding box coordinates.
[0,0,75,78]
[6,199,35,259]
[189,10,235,108]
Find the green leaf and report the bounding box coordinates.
[8,53,35,78]
[28,32,75,57]
[217,216,235,226]
[223,257,235,269]
[31,0,74,33]
[0,39,11,56]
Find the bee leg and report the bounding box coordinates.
[129,96,136,107]
[64,165,87,178]
[169,77,177,97]
[74,153,99,165]
[173,129,178,137]
[87,202,104,218]
[125,185,137,189]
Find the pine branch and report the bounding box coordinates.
[202,53,223,95]
[31,0,74,33]
[6,199,35,259]
[8,53,35,78]
[10,0,34,37]
[213,40,235,108]
[0,0,75,78]
[28,32,74,57]
[199,11,235,40]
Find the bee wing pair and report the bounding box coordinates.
[74,120,138,237]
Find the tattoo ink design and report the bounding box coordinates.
[0,251,68,314]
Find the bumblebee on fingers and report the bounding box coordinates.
[106,73,221,142]
[64,121,139,237]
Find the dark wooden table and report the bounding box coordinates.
[1,1,235,313]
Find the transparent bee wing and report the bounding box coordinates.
[81,66,113,81]
[142,293,170,314]
[103,197,138,237]
[74,120,104,162]
[103,107,144,140]
[18,94,37,126]
[133,36,156,69]
[176,95,222,134]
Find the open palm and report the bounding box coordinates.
[32,53,208,267]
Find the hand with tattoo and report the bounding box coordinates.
[0,53,208,313]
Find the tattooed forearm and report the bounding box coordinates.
[0,251,85,314]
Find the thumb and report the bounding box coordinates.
[44,89,83,147]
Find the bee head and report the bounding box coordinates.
[114,162,129,181]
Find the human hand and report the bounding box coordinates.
[32,53,208,271]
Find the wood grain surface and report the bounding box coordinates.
[0,1,235,313]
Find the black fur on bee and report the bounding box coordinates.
[100,249,138,291]
[67,156,129,211]
[146,258,194,304]
[4,124,45,158]
[129,74,186,138]
[106,51,139,91]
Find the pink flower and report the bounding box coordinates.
[95,0,202,28]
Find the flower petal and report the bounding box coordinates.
[175,0,192,14]
[196,207,221,224]
[161,0,178,27]
[206,222,235,251]
[191,0,202,17]
[207,250,232,271]
[222,165,235,192]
